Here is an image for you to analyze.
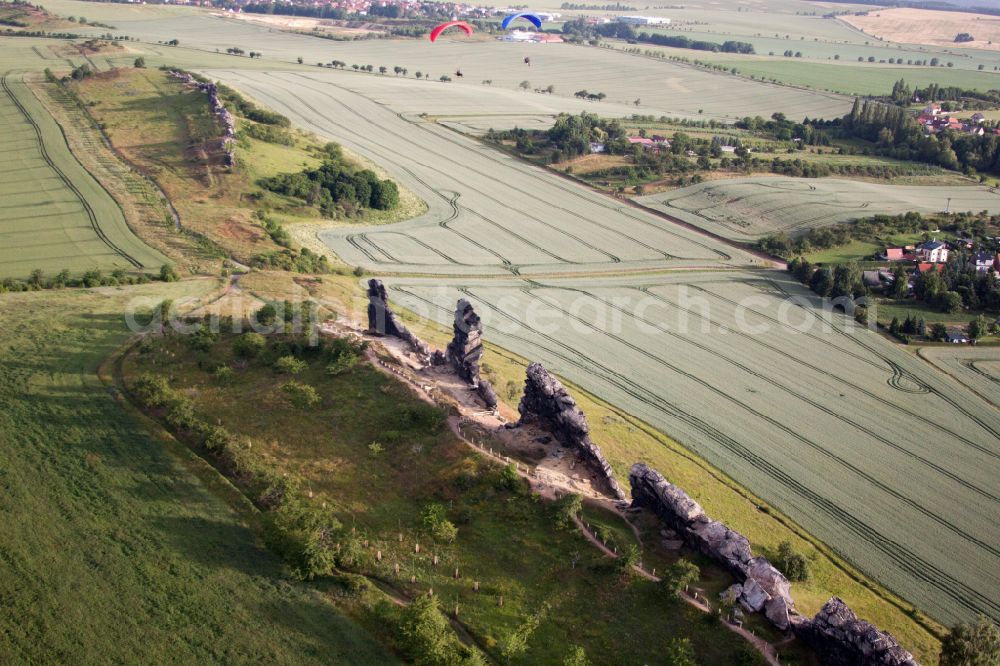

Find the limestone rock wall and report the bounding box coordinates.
[447,299,484,384]
[518,363,626,500]
[794,598,918,666]
[366,279,431,359]
[169,71,235,166]
[629,463,793,628]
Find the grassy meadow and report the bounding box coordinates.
[120,325,757,665]
[0,281,395,664]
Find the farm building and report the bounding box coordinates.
[946,328,971,344]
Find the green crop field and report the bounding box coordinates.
[918,346,1000,411]
[382,271,1000,627]
[695,57,1000,97]
[637,177,1000,242]
[0,282,395,664]
[0,72,166,279]
[211,69,767,276]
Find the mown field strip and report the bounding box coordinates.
[213,69,759,275]
[0,72,166,278]
[385,273,1000,625]
[637,177,1000,241]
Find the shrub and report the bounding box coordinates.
[282,381,321,409]
[233,332,266,359]
[159,264,179,282]
[186,324,218,352]
[496,463,521,492]
[131,373,172,407]
[396,595,485,666]
[214,365,234,384]
[274,355,307,375]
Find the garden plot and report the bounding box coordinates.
[0,73,166,278]
[213,69,763,275]
[383,271,1000,625]
[638,177,1000,241]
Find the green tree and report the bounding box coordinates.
[397,596,484,665]
[775,541,810,582]
[661,558,700,596]
[937,290,963,314]
[664,637,698,666]
[499,603,548,663]
[133,56,145,68]
[968,315,989,341]
[553,493,583,529]
[939,615,1000,666]
[930,322,948,341]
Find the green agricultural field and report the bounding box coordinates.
[637,177,1000,242]
[0,282,395,664]
[700,57,1000,97]
[214,69,766,276]
[383,271,1000,628]
[0,72,166,278]
[918,345,1000,411]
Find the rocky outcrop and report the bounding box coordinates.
[476,379,498,411]
[518,363,625,500]
[629,463,794,628]
[169,71,235,166]
[366,279,430,359]
[794,598,918,666]
[447,299,484,384]
[444,299,497,410]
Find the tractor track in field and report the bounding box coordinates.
[632,285,988,453]
[277,73,620,264]
[232,73,559,268]
[762,278,1000,445]
[514,286,1000,555]
[1,72,143,269]
[540,283,1000,505]
[279,72,746,266]
[392,285,1000,620]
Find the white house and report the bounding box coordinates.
[973,251,997,273]
[916,239,949,263]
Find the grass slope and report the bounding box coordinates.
[122,327,755,665]
[0,283,395,664]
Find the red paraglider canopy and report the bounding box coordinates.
[429,20,474,42]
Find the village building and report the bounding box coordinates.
[916,239,949,263]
